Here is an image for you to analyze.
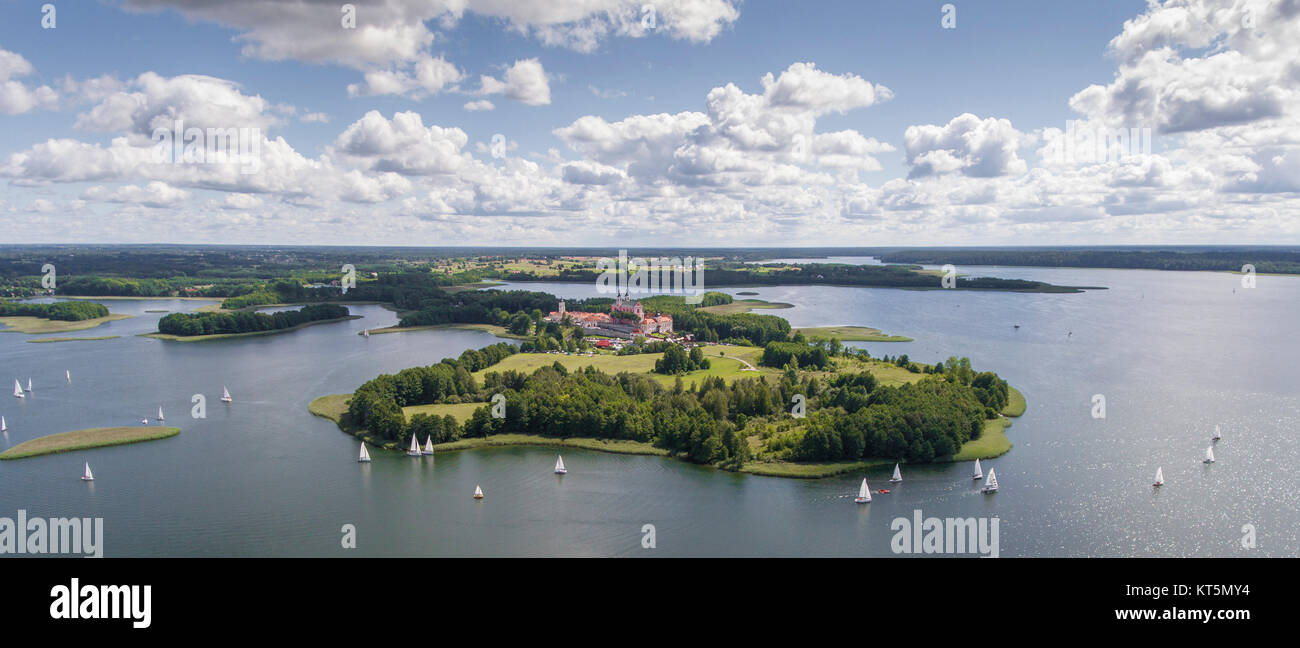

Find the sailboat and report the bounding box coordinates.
[889,463,902,482]
[406,435,422,457]
[1212,425,1221,441]
[982,468,999,493]
[358,442,371,463]
[13,379,24,399]
[972,458,983,480]
[554,455,567,474]
[422,436,435,455]
[1203,446,1215,464]
[157,406,165,421]
[1,416,7,432]
[66,369,70,382]
[25,378,31,392]
[363,328,370,338]
[473,485,484,499]
[81,462,94,481]
[1153,467,1164,487]
[220,386,232,403]
[855,478,872,503]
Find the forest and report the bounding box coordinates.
[341,340,1012,470]
[0,300,109,321]
[156,303,350,336]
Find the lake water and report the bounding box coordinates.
[1,267,1296,557]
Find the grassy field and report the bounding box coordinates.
[26,335,120,343]
[308,393,351,423]
[470,345,781,387]
[367,322,529,340]
[401,401,484,423]
[1003,386,1027,417]
[0,426,181,459]
[699,299,793,315]
[795,325,912,342]
[0,313,133,334]
[141,315,360,341]
[431,434,667,456]
[740,458,893,478]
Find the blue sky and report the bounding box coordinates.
[1,0,1296,245]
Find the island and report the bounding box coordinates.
[0,300,133,334]
[143,303,356,341]
[311,293,1026,479]
[0,426,181,460]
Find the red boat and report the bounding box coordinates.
[876,489,890,494]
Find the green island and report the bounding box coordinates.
[794,326,912,342]
[143,303,356,341]
[698,298,793,315]
[312,328,1026,478]
[0,300,133,334]
[26,335,120,343]
[0,426,181,460]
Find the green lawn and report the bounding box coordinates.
[308,394,351,423]
[1003,386,1027,417]
[367,322,528,340]
[401,401,484,423]
[1,426,180,459]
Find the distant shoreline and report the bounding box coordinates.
[0,313,134,334]
[140,315,361,342]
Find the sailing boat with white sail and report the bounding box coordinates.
[1212,425,1221,441]
[66,369,70,382]
[1153,467,1164,487]
[358,442,371,463]
[407,435,422,457]
[81,462,94,481]
[1,416,7,432]
[25,378,31,392]
[1203,446,1215,463]
[982,468,999,493]
[554,455,567,474]
[13,379,23,399]
[973,458,983,480]
[422,436,435,455]
[157,406,165,421]
[221,386,232,403]
[473,485,484,499]
[363,328,370,338]
[889,463,902,482]
[855,478,872,503]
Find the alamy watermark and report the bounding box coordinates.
[1046,120,1152,165]
[891,509,999,557]
[1,510,103,557]
[152,119,262,174]
[596,249,705,303]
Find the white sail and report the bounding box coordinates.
[358,442,371,462]
[1213,425,1221,440]
[158,406,165,421]
[82,462,93,481]
[1,416,6,432]
[891,463,902,481]
[221,386,232,402]
[66,369,71,382]
[13,379,23,398]
[423,436,434,455]
[408,435,421,456]
[26,378,31,391]
[973,458,983,479]
[474,485,484,499]
[1154,467,1164,485]
[555,455,566,473]
[1205,446,1215,463]
[983,468,998,492]
[363,329,370,337]
[856,478,871,502]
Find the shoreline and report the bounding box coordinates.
[308,383,1025,479]
[0,426,181,460]
[140,315,361,342]
[364,322,529,340]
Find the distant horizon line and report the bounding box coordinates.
[3,243,1299,250]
